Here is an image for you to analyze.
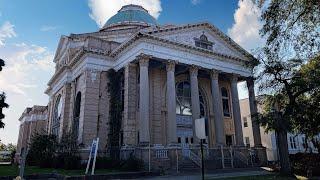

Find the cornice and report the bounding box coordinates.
[111,32,247,65]
[145,22,256,61]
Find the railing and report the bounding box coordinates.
[189,150,201,167]
[234,150,249,166]
[155,149,168,159]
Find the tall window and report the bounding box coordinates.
[221,87,231,117]
[243,117,248,127]
[176,81,192,115]
[73,92,81,138]
[52,95,62,136]
[290,136,297,149]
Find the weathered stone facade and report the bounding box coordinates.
[15,106,48,162]
[43,4,266,169]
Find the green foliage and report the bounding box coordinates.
[95,156,120,169]
[120,156,143,171]
[0,58,4,71]
[0,58,8,129]
[290,153,320,177]
[259,0,320,59]
[27,133,57,167]
[27,132,81,169]
[0,92,9,128]
[107,69,123,159]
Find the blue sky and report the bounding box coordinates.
[0,0,264,144]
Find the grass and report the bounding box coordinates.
[216,174,306,180]
[0,165,118,177]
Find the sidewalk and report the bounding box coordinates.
[140,167,274,180]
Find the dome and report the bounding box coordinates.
[102,4,158,29]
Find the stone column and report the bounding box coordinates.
[138,54,150,145]
[190,65,200,141]
[210,70,225,145]
[166,60,177,144]
[247,77,262,146]
[123,63,137,146]
[230,74,244,146]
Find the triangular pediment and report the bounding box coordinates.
[146,23,251,61]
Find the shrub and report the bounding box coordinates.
[120,156,143,171]
[27,133,57,167]
[95,156,120,169]
[290,153,320,177]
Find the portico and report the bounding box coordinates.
[121,54,261,148]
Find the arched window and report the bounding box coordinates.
[221,87,231,117]
[176,81,192,115]
[52,95,62,136]
[73,92,81,138]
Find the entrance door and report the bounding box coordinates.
[226,135,233,146]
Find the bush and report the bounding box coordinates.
[120,156,143,171]
[290,153,320,176]
[27,133,57,167]
[27,131,82,170]
[95,156,120,169]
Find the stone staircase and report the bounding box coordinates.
[179,159,199,171]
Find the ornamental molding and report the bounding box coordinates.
[111,32,248,67]
[145,22,256,61]
[166,60,176,72]
[210,69,220,80]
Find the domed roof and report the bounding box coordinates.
[103,4,157,29]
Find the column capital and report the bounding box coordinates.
[137,53,151,67]
[126,62,137,68]
[230,73,240,83]
[166,60,177,72]
[246,76,255,85]
[189,65,199,76]
[210,69,220,80]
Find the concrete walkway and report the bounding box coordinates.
[140,167,275,180]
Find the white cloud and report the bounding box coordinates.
[88,0,162,28]
[191,0,201,5]
[40,25,59,32]
[0,43,54,95]
[0,42,54,144]
[227,0,264,52]
[0,21,17,46]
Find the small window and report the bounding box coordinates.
[243,117,248,127]
[190,137,194,144]
[221,87,231,117]
[185,137,189,144]
[178,137,181,143]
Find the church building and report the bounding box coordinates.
[45,4,266,169]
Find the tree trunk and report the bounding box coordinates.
[277,130,291,175]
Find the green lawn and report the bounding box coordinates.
[217,174,305,180]
[0,165,118,177]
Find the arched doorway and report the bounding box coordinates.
[175,81,209,145]
[73,92,81,139]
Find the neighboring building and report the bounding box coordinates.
[44,4,266,169]
[240,97,319,161]
[15,105,48,162]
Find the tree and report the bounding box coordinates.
[0,58,9,129]
[258,0,320,60]
[253,0,320,175]
[107,69,123,159]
